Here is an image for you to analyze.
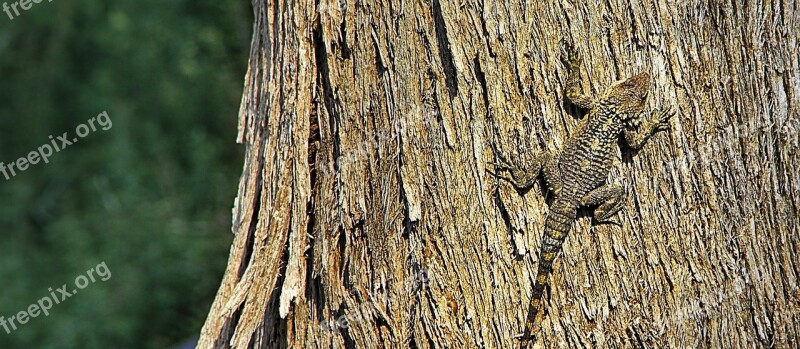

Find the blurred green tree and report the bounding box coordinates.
[0,0,251,348]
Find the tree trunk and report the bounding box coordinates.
[198,0,800,348]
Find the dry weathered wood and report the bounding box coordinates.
[198,0,800,348]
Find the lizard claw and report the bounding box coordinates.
[559,38,581,68]
[489,144,517,170]
[487,143,523,185]
[490,157,512,171]
[661,105,677,120]
[594,217,623,227]
[486,169,516,187]
[486,160,517,185]
[653,105,676,133]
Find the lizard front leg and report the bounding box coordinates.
[580,183,625,223]
[560,39,596,109]
[625,106,675,149]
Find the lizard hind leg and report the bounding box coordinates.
[580,183,625,223]
[541,153,562,195]
[492,151,551,190]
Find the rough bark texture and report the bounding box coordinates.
[198,0,800,348]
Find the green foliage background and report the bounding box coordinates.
[0,1,251,348]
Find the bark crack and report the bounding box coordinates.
[473,55,490,114]
[431,0,459,98]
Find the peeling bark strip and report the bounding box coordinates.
[199,0,800,348]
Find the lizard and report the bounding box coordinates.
[491,40,675,348]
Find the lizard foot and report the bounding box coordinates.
[653,105,676,133]
[559,38,581,68]
[594,216,623,227]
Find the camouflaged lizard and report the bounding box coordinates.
[492,40,675,347]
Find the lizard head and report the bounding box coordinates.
[602,72,650,119]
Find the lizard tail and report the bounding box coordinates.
[518,201,575,347]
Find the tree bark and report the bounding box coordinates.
[198,0,800,348]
